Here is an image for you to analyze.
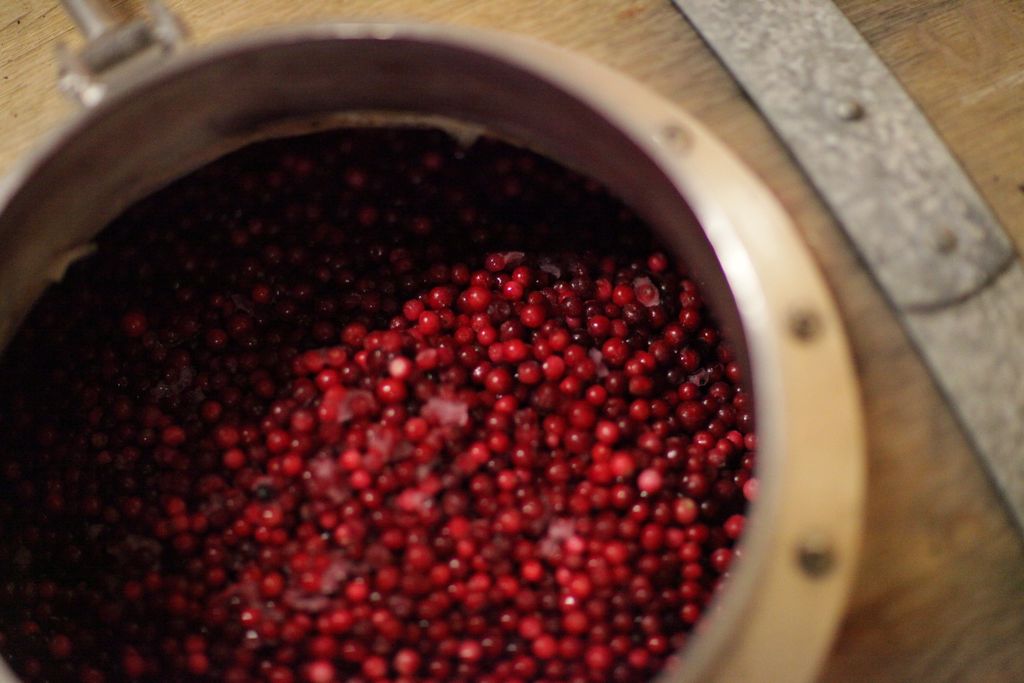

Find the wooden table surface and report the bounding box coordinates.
[2,1,1024,681]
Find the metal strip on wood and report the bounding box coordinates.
[671,0,1024,531]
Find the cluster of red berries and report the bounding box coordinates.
[0,129,755,682]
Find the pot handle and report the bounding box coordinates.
[57,0,188,107]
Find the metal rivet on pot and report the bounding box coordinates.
[834,98,865,122]
[657,123,692,153]
[934,227,958,254]
[796,533,836,578]
[788,309,822,342]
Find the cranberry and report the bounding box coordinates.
[48,634,72,659]
[120,310,148,337]
[393,648,421,676]
[532,635,558,660]
[304,660,335,683]
[638,468,664,494]
[724,514,745,539]
[0,128,753,683]
[519,304,547,329]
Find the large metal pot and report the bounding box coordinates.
[0,1,864,681]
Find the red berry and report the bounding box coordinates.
[459,286,492,313]
[519,304,547,328]
[532,634,558,659]
[376,378,407,404]
[638,468,663,494]
[120,311,147,337]
[459,640,484,662]
[49,634,72,659]
[260,572,285,599]
[389,648,418,675]
[0,129,753,683]
[586,644,613,670]
[304,660,335,683]
[724,514,745,539]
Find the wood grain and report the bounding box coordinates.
[2,1,1023,681]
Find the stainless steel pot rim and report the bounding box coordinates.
[0,21,865,683]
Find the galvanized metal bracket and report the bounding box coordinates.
[671,0,1013,312]
[57,0,187,107]
[672,0,1024,532]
